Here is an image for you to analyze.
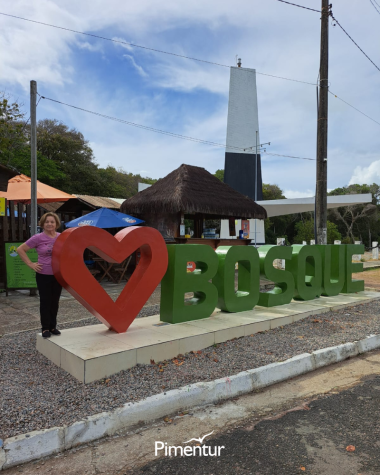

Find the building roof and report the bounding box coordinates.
[74,195,121,209]
[38,202,65,213]
[0,164,18,179]
[121,164,267,219]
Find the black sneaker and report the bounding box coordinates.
[50,329,61,335]
[42,330,51,338]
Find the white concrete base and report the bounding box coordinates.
[36,292,380,383]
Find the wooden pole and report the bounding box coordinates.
[30,80,38,236]
[315,0,330,245]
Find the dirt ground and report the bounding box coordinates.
[353,267,380,291]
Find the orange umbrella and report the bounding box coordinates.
[0,174,74,204]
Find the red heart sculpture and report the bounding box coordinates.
[52,226,168,333]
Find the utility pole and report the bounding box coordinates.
[315,0,331,244]
[255,131,258,247]
[30,80,37,236]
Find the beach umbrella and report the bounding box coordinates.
[65,208,144,228]
[0,174,74,203]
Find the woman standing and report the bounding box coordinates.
[17,212,62,338]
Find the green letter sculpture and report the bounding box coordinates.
[316,244,345,296]
[160,245,219,324]
[258,245,295,307]
[213,246,260,312]
[342,244,365,293]
[287,245,322,300]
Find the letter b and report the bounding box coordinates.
[160,245,218,323]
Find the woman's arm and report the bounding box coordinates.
[17,243,42,273]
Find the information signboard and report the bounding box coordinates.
[5,242,38,289]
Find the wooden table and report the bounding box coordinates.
[91,256,132,284]
[91,257,117,283]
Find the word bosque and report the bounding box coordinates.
[160,244,365,324]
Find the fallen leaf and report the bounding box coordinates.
[266,352,272,355]
[159,369,164,372]
[300,467,306,471]
[150,359,155,365]
[196,350,202,354]
[312,319,321,323]
[214,358,219,363]
[105,379,110,383]
[346,445,356,452]
[162,385,166,389]
[164,417,172,423]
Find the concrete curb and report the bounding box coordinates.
[1,333,380,470]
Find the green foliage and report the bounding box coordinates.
[214,169,224,182]
[262,183,285,200]
[0,94,159,199]
[0,95,26,166]
[293,220,342,244]
[262,183,298,244]
[328,184,378,245]
[11,146,66,184]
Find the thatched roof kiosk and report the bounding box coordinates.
[121,164,267,240]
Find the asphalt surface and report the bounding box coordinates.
[131,376,380,475]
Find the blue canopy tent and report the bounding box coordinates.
[65,208,144,229]
[65,208,144,283]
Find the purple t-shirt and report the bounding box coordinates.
[25,232,61,275]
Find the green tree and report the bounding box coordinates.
[328,184,378,244]
[11,146,66,184]
[0,94,26,166]
[261,183,298,244]
[214,169,224,182]
[262,183,285,200]
[293,220,342,244]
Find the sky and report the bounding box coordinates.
[1,0,379,199]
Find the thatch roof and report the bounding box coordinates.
[74,195,121,209]
[121,164,267,219]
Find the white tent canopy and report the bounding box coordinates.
[257,194,372,218]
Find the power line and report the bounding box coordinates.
[374,0,380,8]
[274,0,320,13]
[0,12,317,87]
[369,0,380,15]
[329,90,380,127]
[331,14,380,73]
[39,95,315,160]
[263,151,315,161]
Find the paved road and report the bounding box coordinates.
[5,350,380,475]
[132,376,380,475]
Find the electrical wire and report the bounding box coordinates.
[39,95,315,160]
[331,14,380,73]
[274,0,320,13]
[0,12,317,87]
[329,90,380,127]
[369,0,380,15]
[263,151,315,161]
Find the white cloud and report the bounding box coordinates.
[77,41,102,52]
[1,0,379,193]
[123,55,148,77]
[349,160,380,185]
